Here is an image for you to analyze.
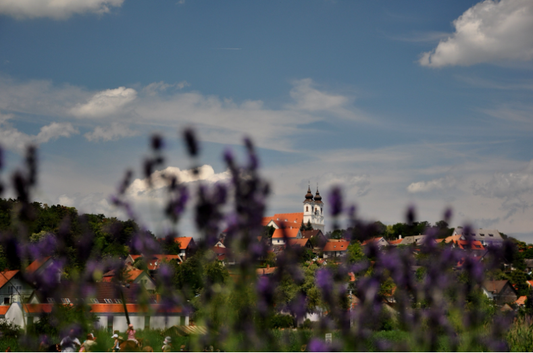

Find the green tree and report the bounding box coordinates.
[347,243,365,264]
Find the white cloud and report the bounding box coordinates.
[84,123,138,142]
[128,165,230,196]
[419,0,533,67]
[0,0,125,20]
[142,81,190,96]
[0,119,78,152]
[288,78,349,111]
[473,160,533,199]
[407,176,457,193]
[35,122,79,144]
[70,87,137,118]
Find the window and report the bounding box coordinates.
[489,234,494,237]
[145,316,150,329]
[107,316,114,333]
[91,298,99,304]
[480,233,485,236]
[306,206,308,212]
[61,298,71,304]
[47,298,55,303]
[114,299,122,304]
[104,299,113,303]
[3,298,10,305]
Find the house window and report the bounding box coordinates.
[114,299,122,304]
[61,298,71,304]
[489,234,494,237]
[47,298,55,303]
[3,298,10,305]
[91,298,99,304]
[145,316,150,329]
[104,299,113,303]
[480,233,485,236]
[107,316,113,333]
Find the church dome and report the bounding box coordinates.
[304,186,314,203]
[314,188,323,203]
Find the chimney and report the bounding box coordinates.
[399,235,402,239]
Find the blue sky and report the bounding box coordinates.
[0,0,532,241]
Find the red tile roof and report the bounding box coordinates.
[454,240,485,250]
[272,228,300,239]
[286,239,309,247]
[361,237,383,246]
[0,270,19,289]
[516,296,527,306]
[301,229,323,239]
[174,237,193,250]
[24,304,54,314]
[388,239,402,246]
[89,303,181,314]
[323,240,349,252]
[126,268,145,282]
[263,213,303,229]
[26,257,51,274]
[256,267,277,276]
[0,306,9,316]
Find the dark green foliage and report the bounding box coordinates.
[299,248,314,263]
[269,314,295,329]
[29,303,98,337]
[328,229,344,239]
[347,242,365,264]
[0,198,140,272]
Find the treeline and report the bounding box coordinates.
[0,198,152,274]
[327,220,456,240]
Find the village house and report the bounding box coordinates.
[174,237,197,259]
[322,239,350,258]
[482,280,518,305]
[4,302,187,331]
[452,227,504,247]
[361,237,389,249]
[271,228,302,246]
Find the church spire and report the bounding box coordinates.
[304,183,314,202]
[314,184,322,203]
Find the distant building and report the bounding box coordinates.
[262,186,325,233]
[452,228,504,247]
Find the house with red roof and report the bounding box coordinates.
[271,228,302,246]
[125,254,183,273]
[323,240,350,259]
[361,237,389,248]
[301,229,327,248]
[101,267,156,293]
[0,270,34,306]
[173,237,197,259]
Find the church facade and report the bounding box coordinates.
[303,186,325,232]
[261,186,325,234]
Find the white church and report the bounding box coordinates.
[262,185,325,245]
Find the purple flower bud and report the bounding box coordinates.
[308,338,328,352]
[151,134,163,151]
[329,187,343,217]
[183,128,199,157]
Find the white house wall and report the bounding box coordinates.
[4,303,25,329]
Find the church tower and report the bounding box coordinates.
[303,185,325,232]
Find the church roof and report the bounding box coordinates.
[314,188,322,203]
[304,186,314,203]
[262,213,303,229]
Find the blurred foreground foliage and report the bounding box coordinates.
[0,133,532,351]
